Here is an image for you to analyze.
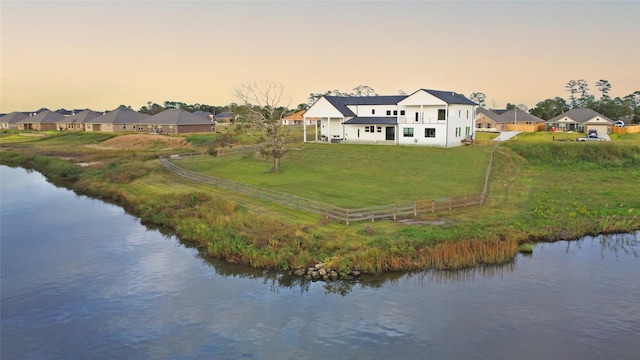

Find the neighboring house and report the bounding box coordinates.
[85,107,149,132]
[475,108,545,132]
[547,109,613,133]
[137,108,216,134]
[0,112,29,129]
[302,89,477,147]
[214,112,235,123]
[475,108,506,131]
[282,110,319,126]
[56,110,102,131]
[16,110,63,131]
[498,109,546,132]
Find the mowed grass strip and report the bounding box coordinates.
[176,144,492,208]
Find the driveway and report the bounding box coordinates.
[494,131,521,141]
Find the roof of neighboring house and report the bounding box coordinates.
[498,109,545,124]
[343,117,397,125]
[192,110,213,119]
[475,108,504,122]
[214,112,235,119]
[0,111,29,124]
[284,110,305,120]
[56,110,102,124]
[86,108,149,124]
[324,95,408,117]
[415,89,477,105]
[144,109,214,125]
[17,109,63,124]
[548,108,613,124]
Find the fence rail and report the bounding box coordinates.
[159,142,495,225]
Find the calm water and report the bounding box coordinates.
[1,165,639,359]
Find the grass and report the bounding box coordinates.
[176,144,492,207]
[1,130,639,274]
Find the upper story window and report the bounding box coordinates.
[371,109,375,115]
[438,109,446,120]
[386,110,391,116]
[400,110,405,116]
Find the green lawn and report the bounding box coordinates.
[176,144,492,208]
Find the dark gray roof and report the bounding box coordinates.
[548,108,613,124]
[324,95,408,117]
[343,117,397,125]
[497,109,545,124]
[56,110,102,124]
[0,111,29,124]
[16,110,63,124]
[476,107,504,122]
[416,89,477,105]
[144,109,214,125]
[193,110,213,119]
[86,108,149,124]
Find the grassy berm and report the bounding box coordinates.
[1,129,639,274]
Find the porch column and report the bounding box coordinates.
[303,115,307,143]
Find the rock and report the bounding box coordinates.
[330,270,339,280]
[311,271,320,279]
[307,267,315,274]
[351,270,360,277]
[314,263,325,270]
[292,269,306,277]
[318,268,327,276]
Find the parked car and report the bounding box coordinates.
[588,129,598,138]
[614,120,625,127]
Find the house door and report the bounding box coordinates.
[385,127,395,141]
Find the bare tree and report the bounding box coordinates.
[235,82,298,173]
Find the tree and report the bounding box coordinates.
[595,79,612,100]
[469,92,487,107]
[530,97,568,120]
[506,103,517,110]
[352,85,377,96]
[235,82,297,173]
[565,80,579,108]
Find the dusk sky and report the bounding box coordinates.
[1,1,639,113]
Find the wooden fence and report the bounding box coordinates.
[612,125,640,134]
[159,142,496,225]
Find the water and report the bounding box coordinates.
[1,165,639,359]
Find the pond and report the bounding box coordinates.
[1,165,638,359]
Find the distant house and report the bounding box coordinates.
[137,109,216,134]
[302,89,477,147]
[16,110,63,131]
[547,109,613,134]
[214,112,236,123]
[56,110,102,131]
[0,112,29,129]
[475,108,506,131]
[282,110,319,126]
[85,108,149,132]
[475,108,545,132]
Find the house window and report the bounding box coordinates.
[169,125,174,131]
[386,110,391,116]
[438,109,446,120]
[393,110,398,115]
[425,128,436,138]
[465,127,470,135]
[372,109,375,115]
[377,126,382,133]
[467,110,469,119]
[415,112,419,122]
[365,126,370,133]
[477,123,482,128]
[400,110,405,116]
[458,110,461,117]
[403,128,414,137]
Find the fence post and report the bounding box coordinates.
[432,200,435,213]
[393,206,397,221]
[346,210,350,226]
[414,202,417,217]
[371,212,375,222]
[464,196,467,208]
[449,197,452,210]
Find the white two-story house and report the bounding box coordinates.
[302,89,477,147]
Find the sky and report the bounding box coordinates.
[1,0,639,113]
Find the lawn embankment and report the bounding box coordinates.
[1,131,638,274]
[175,144,492,208]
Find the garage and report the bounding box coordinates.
[584,121,611,135]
